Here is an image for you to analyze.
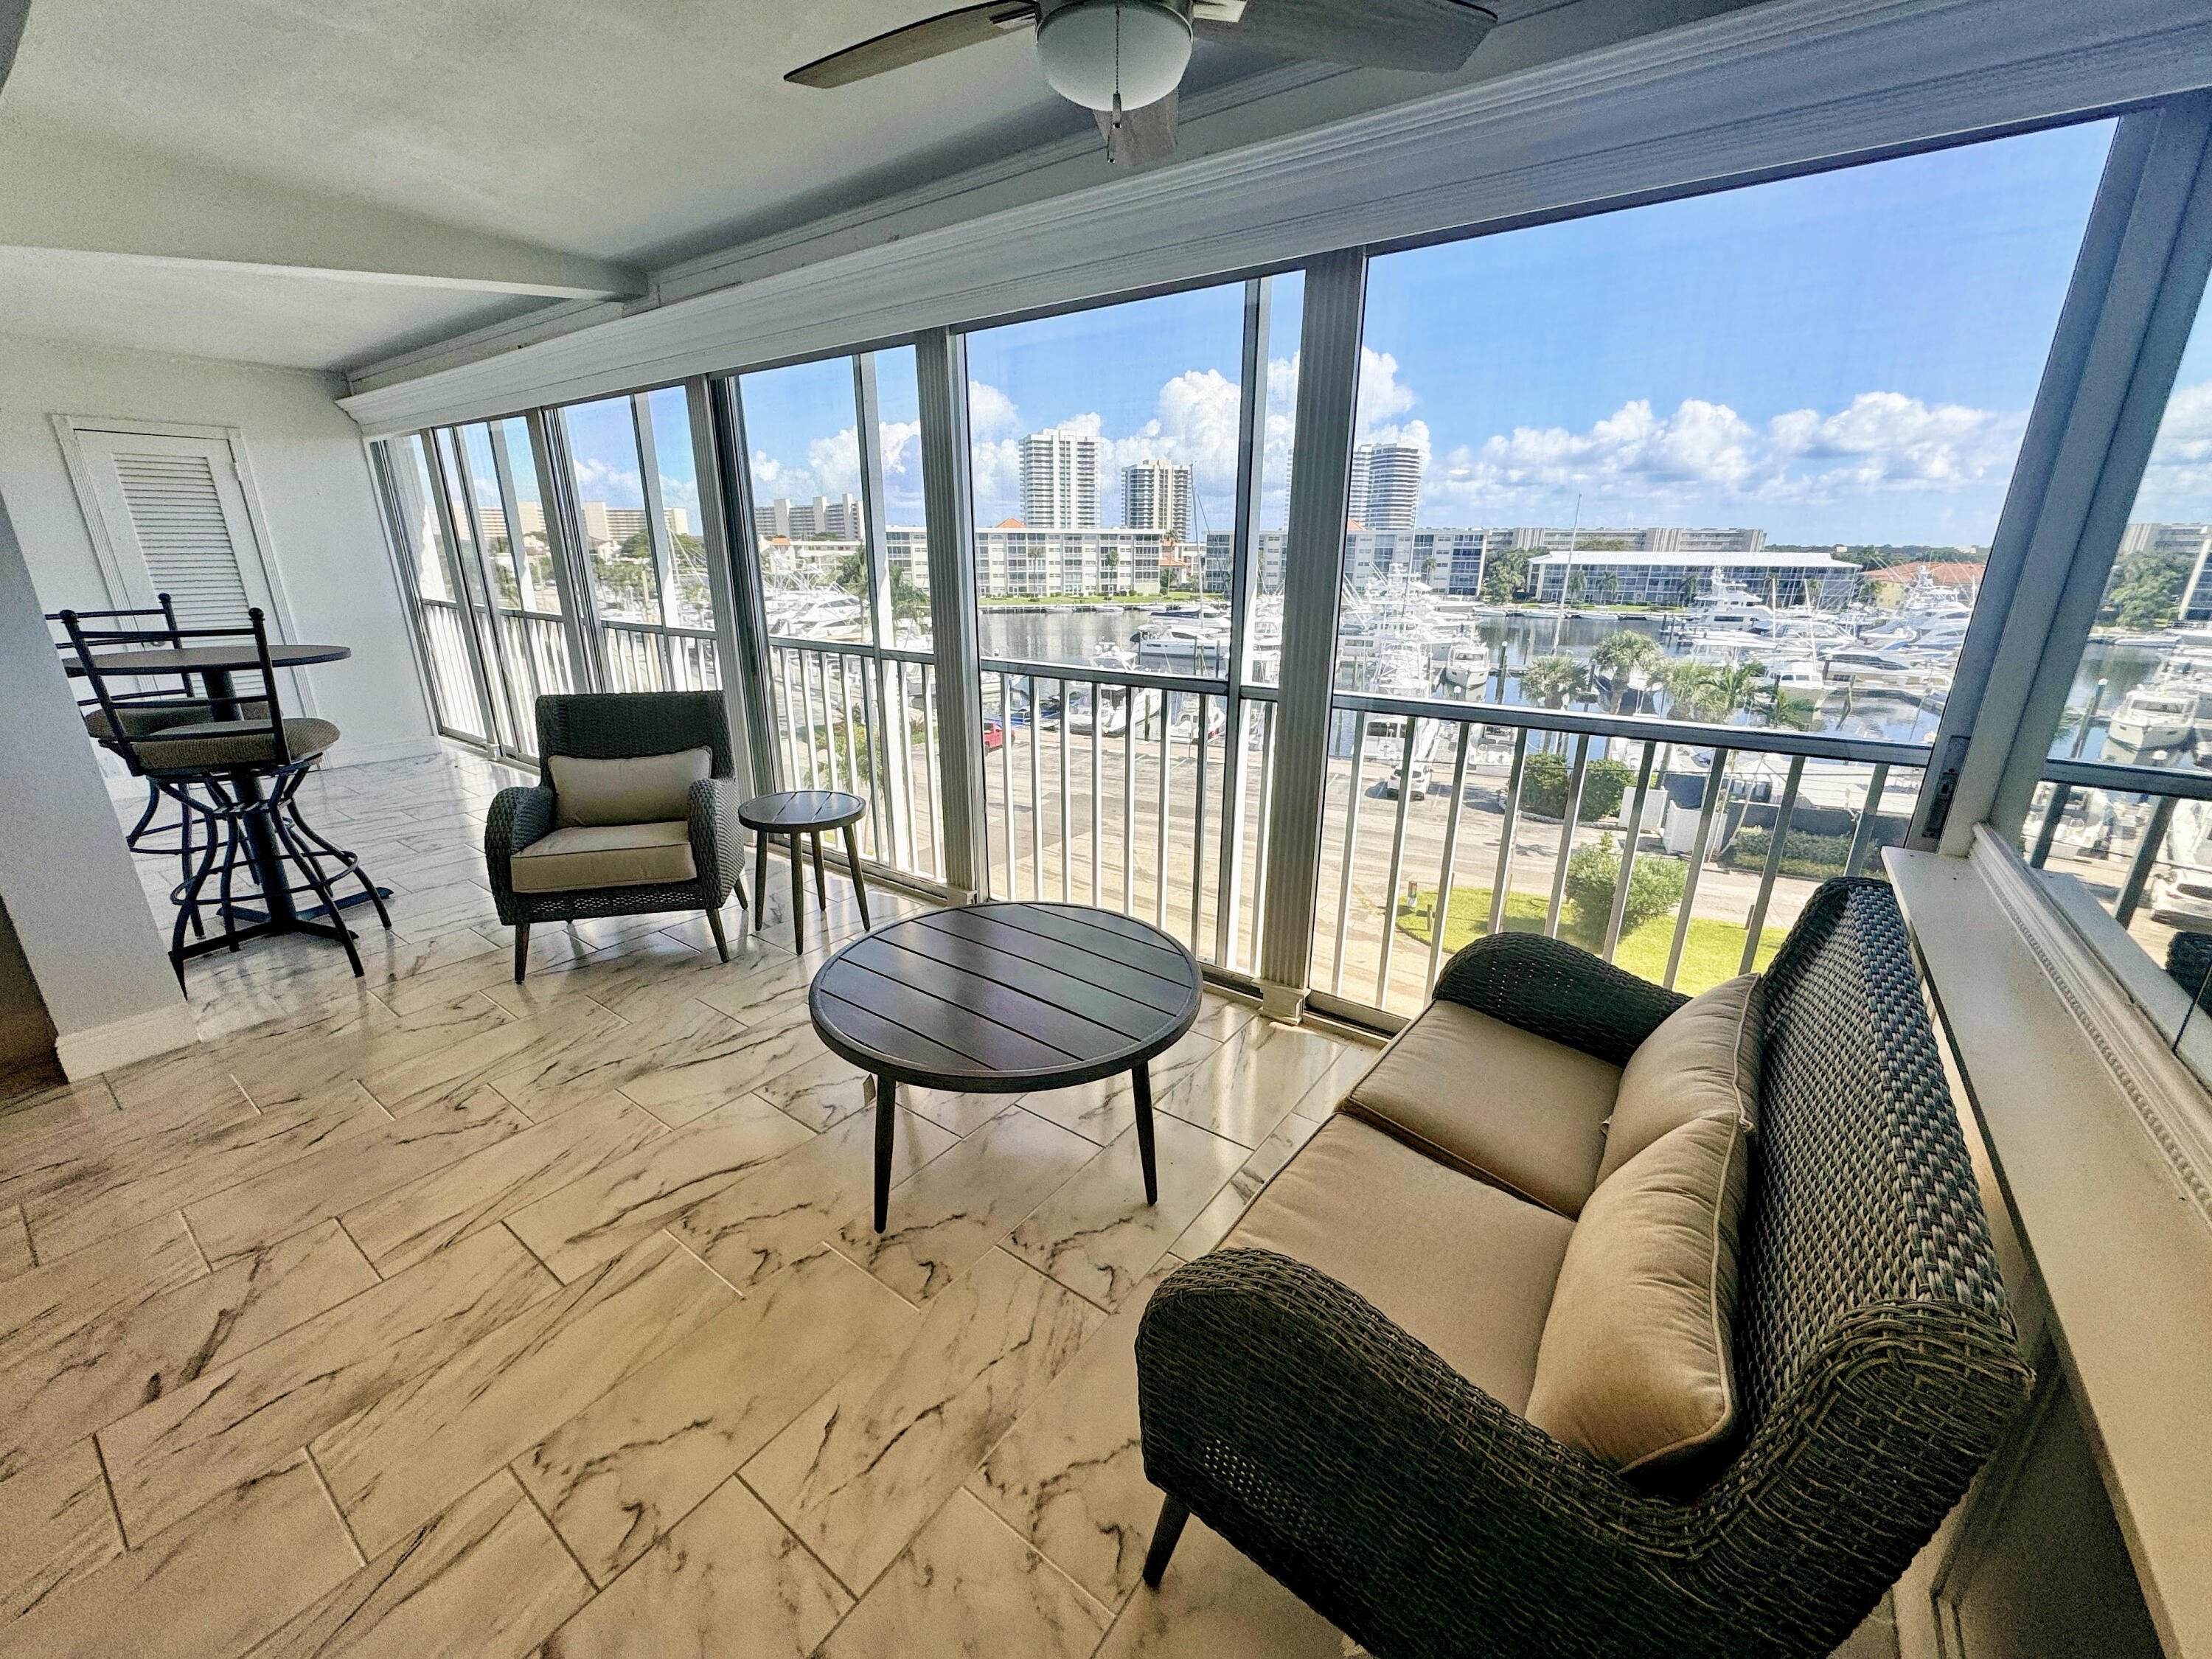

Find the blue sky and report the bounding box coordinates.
[552,117,2212,553]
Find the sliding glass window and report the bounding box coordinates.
[739,347,943,880]
[387,431,491,744]
[559,389,719,693]
[2021,274,2212,983]
[1312,119,2114,1018]
[960,278,1290,969]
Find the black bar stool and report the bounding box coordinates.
[61,608,390,990]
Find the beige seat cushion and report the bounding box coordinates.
[86,700,268,742]
[511,821,697,893]
[549,748,712,828]
[1525,1106,1752,1474]
[1340,999,1621,1218]
[1226,1115,1575,1411]
[1597,973,1761,1185]
[136,717,338,769]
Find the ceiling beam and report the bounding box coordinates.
[0,115,646,300]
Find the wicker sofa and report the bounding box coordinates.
[1135,877,2028,1659]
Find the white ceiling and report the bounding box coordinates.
[0,0,1774,375]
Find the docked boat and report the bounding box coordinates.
[2104,681,2212,767]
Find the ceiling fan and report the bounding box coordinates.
[787,0,1499,169]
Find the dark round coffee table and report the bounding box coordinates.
[809,902,1203,1231]
[740,790,871,953]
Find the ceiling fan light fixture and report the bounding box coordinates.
[1034,0,1192,113]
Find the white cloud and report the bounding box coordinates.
[1354,347,1416,440]
[1425,392,2025,518]
[572,457,641,509]
[967,379,1020,437]
[2135,377,2212,520]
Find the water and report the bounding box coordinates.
[971,599,2163,754]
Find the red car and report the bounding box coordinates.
[981,715,1005,751]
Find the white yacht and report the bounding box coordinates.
[2104,681,2212,766]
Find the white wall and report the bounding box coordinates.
[0,486,195,1077]
[0,331,437,768]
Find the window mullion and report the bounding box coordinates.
[916,327,988,900]
[1258,250,1368,1012]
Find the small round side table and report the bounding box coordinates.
[740,790,871,953]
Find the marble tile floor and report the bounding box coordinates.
[1,745,1387,1658]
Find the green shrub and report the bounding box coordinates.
[1562,835,1688,945]
[1521,752,1636,821]
[1722,827,1860,877]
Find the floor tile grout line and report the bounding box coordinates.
[176,1209,215,1277]
[88,1429,131,1558]
[658,1225,748,1300]
[963,1483,1120,1628]
[732,1464,865,1607]
[499,1218,563,1284]
[304,1442,369,1568]
[509,1455,605,1591]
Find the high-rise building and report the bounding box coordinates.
[1022,428,1102,529]
[1351,442,1423,530]
[767,494,860,539]
[1121,459,1192,540]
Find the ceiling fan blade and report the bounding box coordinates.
[1095,90,1179,170]
[1195,0,1497,72]
[0,0,30,98]
[787,2,1038,89]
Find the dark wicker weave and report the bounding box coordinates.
[1135,877,2028,1659]
[485,692,748,977]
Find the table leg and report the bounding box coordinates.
[231,766,297,925]
[789,831,806,955]
[842,823,872,930]
[1133,1060,1159,1206]
[810,832,827,911]
[754,830,770,935]
[874,1072,897,1233]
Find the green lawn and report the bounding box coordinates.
[1394,885,1781,994]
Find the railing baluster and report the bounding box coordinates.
[1373,717,1422,1007]
[1740,753,1806,974]
[921,664,942,881]
[1154,690,1171,930]
[1190,695,1210,956]
[1121,700,1135,914]
[1489,728,1528,939]
[1426,721,1475,998]
[815,652,839,791]
[1665,748,1732,990]
[1844,762,1891,877]
[894,661,917,870]
[1544,735,1591,939]
[2115,793,2177,929]
[1027,675,1044,902]
[2027,778,2068,870]
[1090,679,1103,907]
[841,654,863,802]
[1329,712,1369,996]
[1601,741,1659,962]
[777,648,802,789]
[1058,678,1072,903]
[1250,703,1276,970]
[999,674,1017,900]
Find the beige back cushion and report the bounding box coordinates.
[1524,1105,1752,1474]
[1597,973,1760,1185]
[549,748,711,828]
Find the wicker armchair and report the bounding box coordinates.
[486,692,748,981]
[1135,878,2028,1659]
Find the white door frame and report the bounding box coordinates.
[51,414,316,715]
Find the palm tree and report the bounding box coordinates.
[1653,659,1721,722]
[1589,631,1663,714]
[1520,654,1590,709]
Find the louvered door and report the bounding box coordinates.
[74,430,281,629]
